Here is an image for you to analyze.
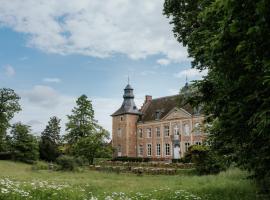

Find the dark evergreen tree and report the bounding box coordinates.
[40,116,61,161]
[65,95,96,144]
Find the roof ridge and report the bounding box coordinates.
[151,94,179,101]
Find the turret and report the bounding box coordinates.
[111,84,141,157]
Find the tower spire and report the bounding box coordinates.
[128,75,130,85]
[185,74,188,87]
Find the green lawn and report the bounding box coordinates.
[0,161,258,200]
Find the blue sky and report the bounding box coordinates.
[0,0,206,135]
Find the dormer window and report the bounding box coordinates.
[155,110,161,120]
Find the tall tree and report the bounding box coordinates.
[164,0,270,191]
[72,127,110,164]
[65,95,96,144]
[0,88,21,151]
[10,123,39,163]
[40,116,61,161]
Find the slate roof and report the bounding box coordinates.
[111,84,142,116]
[140,95,194,122]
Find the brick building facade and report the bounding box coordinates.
[111,83,205,160]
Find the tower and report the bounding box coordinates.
[111,84,141,157]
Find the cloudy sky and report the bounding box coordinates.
[0,0,206,136]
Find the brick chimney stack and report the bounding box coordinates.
[145,95,152,103]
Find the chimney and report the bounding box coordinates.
[145,95,152,103]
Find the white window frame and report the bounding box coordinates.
[165,143,170,156]
[164,126,170,137]
[156,143,161,156]
[147,144,152,156]
[174,125,180,135]
[156,127,161,137]
[185,142,190,152]
[147,128,152,138]
[138,144,143,156]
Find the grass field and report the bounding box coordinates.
[0,161,258,200]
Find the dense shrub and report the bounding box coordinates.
[0,152,12,160]
[186,145,228,175]
[32,161,49,170]
[56,155,77,171]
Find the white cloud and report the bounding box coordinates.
[3,64,15,77]
[157,58,171,66]
[12,85,125,136]
[21,85,61,107]
[174,68,208,80]
[43,78,61,83]
[0,0,188,63]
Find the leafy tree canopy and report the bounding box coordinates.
[164,0,270,189]
[72,128,110,164]
[10,122,39,163]
[0,88,21,151]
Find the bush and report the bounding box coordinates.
[56,155,77,171]
[0,152,12,160]
[32,161,49,170]
[186,145,228,175]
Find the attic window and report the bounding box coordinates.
[133,106,137,110]
[155,110,161,120]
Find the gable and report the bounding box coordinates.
[162,107,191,120]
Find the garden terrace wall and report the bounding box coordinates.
[101,161,194,169]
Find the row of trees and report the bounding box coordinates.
[0,88,111,165]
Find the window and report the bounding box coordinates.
[147,128,152,138]
[194,123,200,135]
[156,144,161,156]
[185,142,190,152]
[138,145,143,156]
[155,111,161,120]
[165,143,170,156]
[117,128,122,136]
[184,124,190,135]
[138,128,143,138]
[164,126,170,136]
[117,145,121,157]
[195,141,201,145]
[156,127,161,137]
[120,116,123,121]
[147,144,152,156]
[174,125,180,135]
